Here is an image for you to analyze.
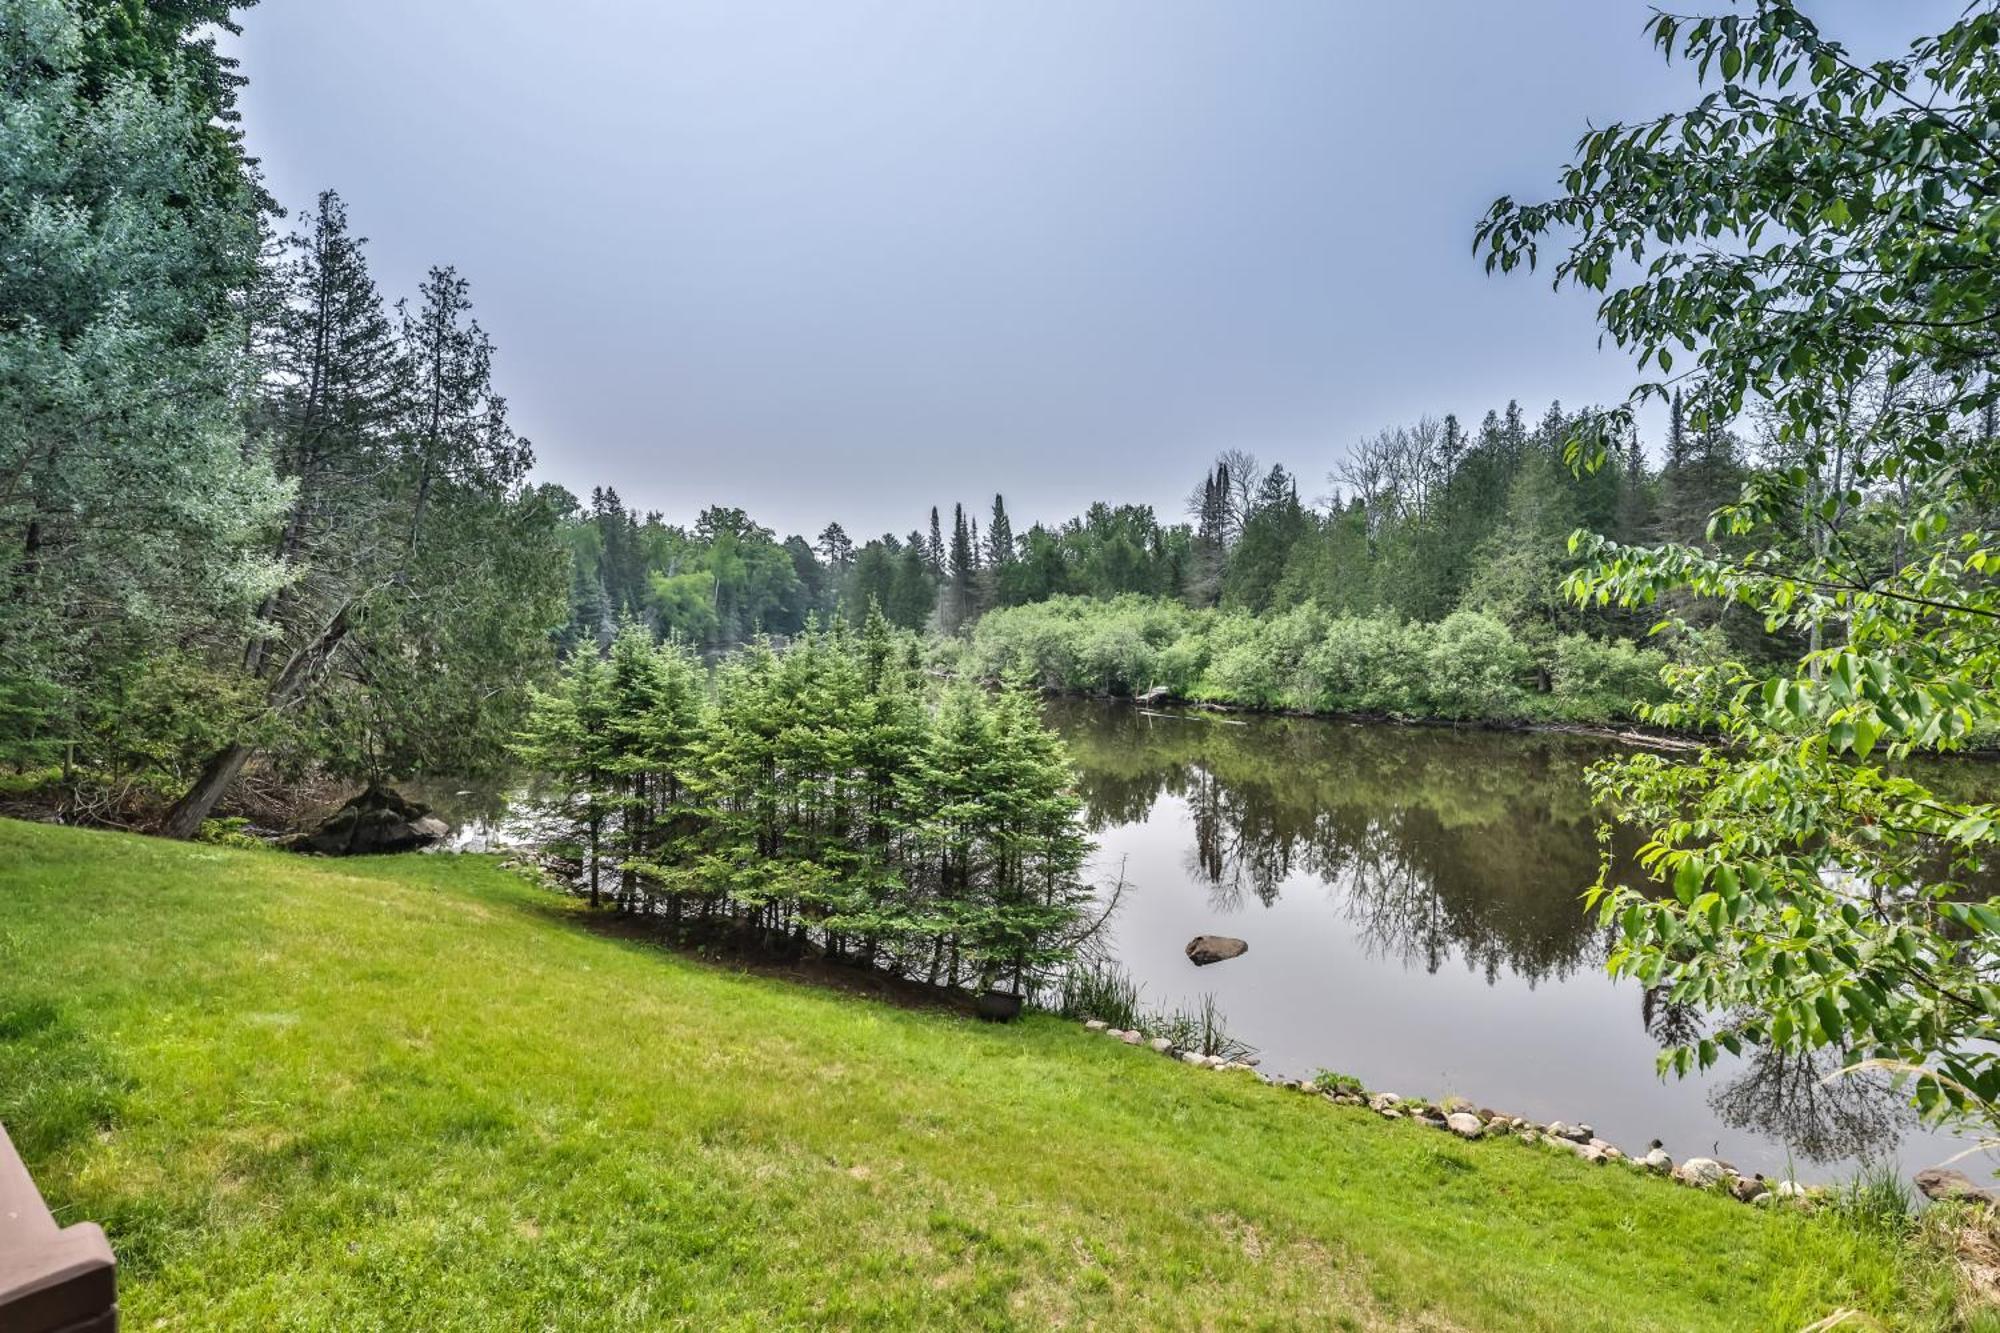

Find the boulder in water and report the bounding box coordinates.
[1915,1166,1995,1205]
[289,785,449,856]
[1185,935,1248,966]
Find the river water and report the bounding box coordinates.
[1045,698,1991,1186]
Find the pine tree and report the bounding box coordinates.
[927,506,945,577]
[945,502,977,632]
[986,495,1015,572]
[164,262,564,837]
[1186,463,1229,606]
[888,533,936,630]
[245,189,405,677]
[816,522,854,571]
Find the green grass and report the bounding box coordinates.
[0,818,1973,1330]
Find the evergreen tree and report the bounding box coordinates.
[1187,462,1229,606]
[514,644,616,908]
[244,189,406,678]
[888,532,937,630]
[816,522,854,571]
[944,502,977,631]
[164,262,564,836]
[1221,466,1306,612]
[985,495,1015,573]
[0,0,287,777]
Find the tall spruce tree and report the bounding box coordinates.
[944,502,977,631]
[243,189,405,678]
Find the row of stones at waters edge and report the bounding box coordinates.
[1082,1018,1834,1209]
[1084,1021,1264,1071]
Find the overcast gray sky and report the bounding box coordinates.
[227,1,1943,541]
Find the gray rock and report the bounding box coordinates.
[1119,1030,1144,1045]
[1367,1093,1402,1112]
[1148,1037,1173,1054]
[1677,1157,1726,1188]
[1084,1019,1108,1032]
[1439,1095,1476,1115]
[1445,1112,1485,1139]
[1180,1051,1207,1066]
[1914,1167,1997,1205]
[288,784,450,856]
[1546,1121,1591,1144]
[1185,935,1249,966]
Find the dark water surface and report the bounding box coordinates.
[1047,698,1990,1185]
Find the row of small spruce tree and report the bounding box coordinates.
[515,608,1098,995]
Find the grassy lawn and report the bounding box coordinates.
[0,818,1977,1330]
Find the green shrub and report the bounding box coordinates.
[1422,612,1531,720]
[1545,634,1670,723]
[1303,616,1430,714]
[197,817,264,851]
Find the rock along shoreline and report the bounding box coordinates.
[1080,1016,1856,1210]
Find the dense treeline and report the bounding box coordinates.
[558,396,1764,729]
[516,614,1097,993]
[1,0,570,828]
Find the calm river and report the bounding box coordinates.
[1045,698,1990,1186]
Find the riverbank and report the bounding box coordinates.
[1060,687,1708,751]
[0,819,1984,1329]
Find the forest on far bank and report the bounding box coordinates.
[556,393,1803,725]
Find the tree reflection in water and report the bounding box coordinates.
[1051,700,1951,1168]
[1641,988,1914,1164]
[1055,700,1630,985]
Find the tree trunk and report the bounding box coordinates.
[161,742,256,840]
[587,814,601,909]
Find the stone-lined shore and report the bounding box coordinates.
[1081,1017,1828,1208]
